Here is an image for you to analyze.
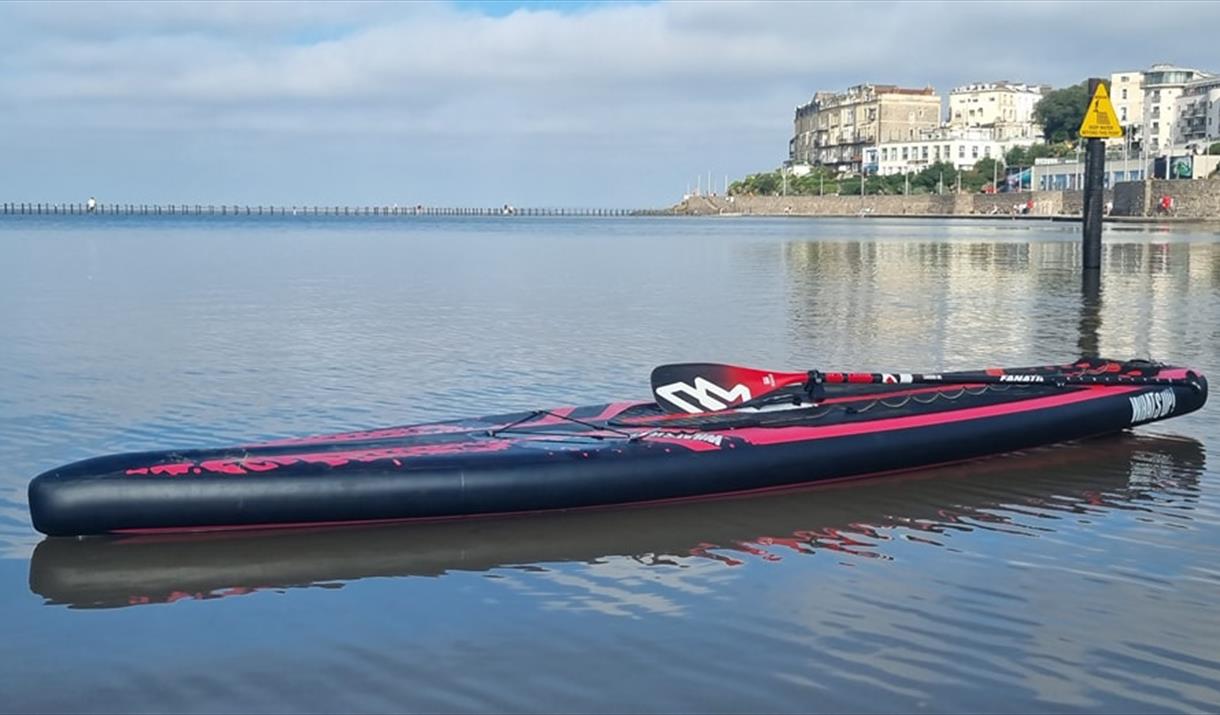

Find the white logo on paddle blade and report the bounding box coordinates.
[656,378,752,413]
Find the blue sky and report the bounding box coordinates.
[452,1,640,17]
[0,0,1217,208]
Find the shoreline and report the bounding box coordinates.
[698,212,1220,225]
[673,177,1220,222]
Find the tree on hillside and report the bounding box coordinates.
[967,157,1003,192]
[1034,83,1091,143]
[729,168,845,197]
[913,161,958,193]
[729,171,781,195]
[1005,142,1077,168]
[789,167,840,195]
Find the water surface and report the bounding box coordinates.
[1,215,1219,713]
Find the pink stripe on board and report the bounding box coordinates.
[591,401,643,422]
[644,436,724,452]
[737,385,1141,446]
[125,439,513,477]
[522,406,577,427]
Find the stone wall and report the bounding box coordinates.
[678,191,1061,217]
[1061,189,1116,216]
[675,178,1220,219]
[1108,178,1220,218]
[971,191,1063,216]
[1112,182,1148,217]
[678,193,980,217]
[1143,178,1220,218]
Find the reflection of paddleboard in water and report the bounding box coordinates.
[28,434,1206,610]
[85,197,97,213]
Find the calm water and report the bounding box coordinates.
[2,214,1219,713]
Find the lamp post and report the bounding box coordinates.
[1140,126,1148,181]
[1076,140,1083,190]
[1123,127,1130,181]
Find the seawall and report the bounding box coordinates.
[675,178,1220,220]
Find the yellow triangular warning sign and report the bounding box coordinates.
[1079,83,1123,139]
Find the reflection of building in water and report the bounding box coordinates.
[1101,241,1211,359]
[783,240,1053,368]
[780,235,1214,368]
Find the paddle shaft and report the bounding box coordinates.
[812,370,1198,389]
[648,361,1202,414]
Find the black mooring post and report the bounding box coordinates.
[1082,77,1105,272]
[1078,268,1102,358]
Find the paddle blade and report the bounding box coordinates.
[650,363,808,413]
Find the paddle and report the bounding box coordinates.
[650,362,1201,414]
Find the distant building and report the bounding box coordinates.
[1173,75,1220,150]
[866,125,1041,176]
[1032,156,1148,191]
[1141,64,1213,156]
[947,81,1047,136]
[790,84,941,173]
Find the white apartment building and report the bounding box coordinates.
[865,126,1041,176]
[1142,64,1213,155]
[948,81,1047,128]
[1108,71,1144,147]
[1173,75,1220,149]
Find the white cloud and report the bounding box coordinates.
[0,1,1216,206]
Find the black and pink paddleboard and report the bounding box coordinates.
[28,357,1206,537]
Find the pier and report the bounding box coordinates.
[0,203,658,217]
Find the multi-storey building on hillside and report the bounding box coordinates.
[1142,64,1213,155]
[947,81,1047,134]
[1108,71,1145,147]
[790,84,941,173]
[1173,75,1220,149]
